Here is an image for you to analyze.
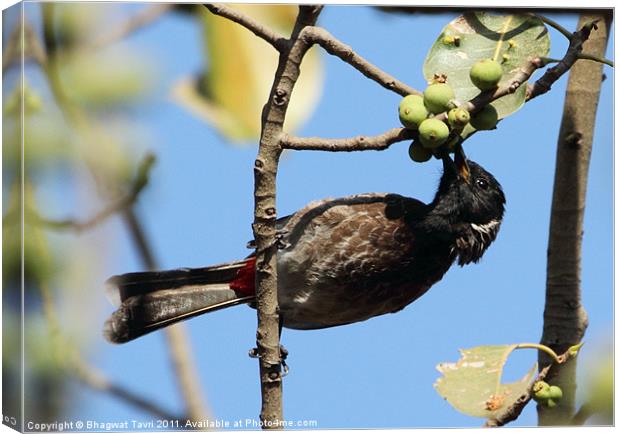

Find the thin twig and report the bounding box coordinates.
[533,13,573,40]
[202,3,288,51]
[528,19,601,100]
[281,128,415,152]
[278,53,540,153]
[453,19,603,117]
[72,358,183,420]
[40,3,210,422]
[3,19,47,72]
[483,348,576,427]
[577,52,614,67]
[300,26,421,96]
[23,153,155,233]
[89,3,174,50]
[122,208,210,422]
[35,237,179,421]
[571,403,595,425]
[281,19,601,153]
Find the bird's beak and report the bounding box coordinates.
[454,144,471,182]
[441,144,471,182]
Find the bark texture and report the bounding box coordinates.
[538,12,611,426]
[253,6,323,428]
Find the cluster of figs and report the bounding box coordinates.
[532,381,564,408]
[399,59,503,163]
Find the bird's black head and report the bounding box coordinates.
[425,148,505,265]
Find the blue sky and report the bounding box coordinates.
[10,4,614,429]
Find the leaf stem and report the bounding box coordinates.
[539,57,562,65]
[577,52,614,67]
[515,343,560,363]
[534,13,573,40]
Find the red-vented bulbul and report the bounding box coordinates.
[104,151,505,343]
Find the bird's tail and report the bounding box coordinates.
[104,258,256,344]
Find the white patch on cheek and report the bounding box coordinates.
[470,219,500,236]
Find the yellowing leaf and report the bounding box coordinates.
[435,345,537,419]
[173,4,323,143]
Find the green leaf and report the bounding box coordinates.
[423,12,550,119]
[434,345,537,419]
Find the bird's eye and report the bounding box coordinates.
[476,178,489,189]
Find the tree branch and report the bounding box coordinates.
[202,3,288,51]
[300,26,420,96]
[23,153,155,233]
[41,3,211,422]
[281,17,605,154]
[251,5,323,428]
[3,19,47,72]
[532,13,573,40]
[570,403,595,425]
[528,18,604,101]
[281,128,415,152]
[122,207,211,423]
[444,18,608,123]
[38,269,179,421]
[576,52,614,67]
[72,357,182,421]
[89,3,174,50]
[538,12,611,426]
[483,347,578,428]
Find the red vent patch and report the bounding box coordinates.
[229,257,256,296]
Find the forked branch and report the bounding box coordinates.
[202,3,288,51]
[24,153,155,233]
[300,26,420,96]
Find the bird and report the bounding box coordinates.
[104,150,505,344]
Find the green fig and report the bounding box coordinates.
[546,399,557,408]
[470,105,499,130]
[418,118,450,149]
[532,381,551,402]
[408,141,433,163]
[399,95,428,129]
[423,83,455,114]
[470,59,503,90]
[447,108,470,130]
[548,385,563,400]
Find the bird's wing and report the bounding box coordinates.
[282,193,426,245]
[273,193,434,329]
[278,193,428,283]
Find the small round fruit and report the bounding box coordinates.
[418,118,450,149]
[470,59,503,90]
[423,83,455,114]
[548,385,563,400]
[546,399,557,408]
[533,381,551,402]
[447,108,471,130]
[408,141,433,163]
[470,105,499,130]
[399,95,428,129]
